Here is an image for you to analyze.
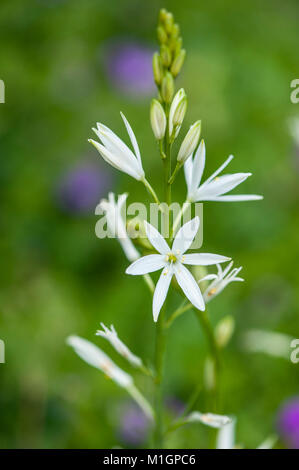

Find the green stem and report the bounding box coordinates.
[171,200,190,238]
[165,299,192,328]
[194,308,221,413]
[154,308,166,447]
[142,178,161,206]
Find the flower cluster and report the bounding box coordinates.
[67,8,264,449]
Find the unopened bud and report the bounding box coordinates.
[171,23,180,40]
[171,49,186,77]
[161,72,174,104]
[215,316,235,348]
[157,25,168,44]
[160,44,172,68]
[177,120,201,163]
[169,88,187,138]
[150,99,166,140]
[152,52,163,85]
[159,8,168,24]
[175,37,183,56]
[204,356,216,391]
[164,12,174,34]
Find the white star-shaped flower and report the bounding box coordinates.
[184,140,263,202]
[96,323,142,368]
[89,112,145,181]
[200,261,244,302]
[126,217,230,322]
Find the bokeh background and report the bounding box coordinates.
[0,0,299,449]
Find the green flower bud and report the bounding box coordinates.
[152,52,163,85]
[171,23,180,40]
[150,99,166,140]
[171,49,186,77]
[169,88,187,139]
[177,120,201,163]
[175,37,183,56]
[159,8,168,24]
[164,12,174,34]
[157,25,168,44]
[215,316,235,348]
[160,44,172,67]
[161,72,174,104]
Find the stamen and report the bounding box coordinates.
[208,288,217,296]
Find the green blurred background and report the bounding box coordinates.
[0,0,298,449]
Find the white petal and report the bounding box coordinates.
[190,139,206,193]
[206,194,263,201]
[89,139,141,180]
[187,411,232,428]
[172,217,200,254]
[198,274,218,283]
[174,263,205,311]
[204,155,234,185]
[94,124,136,167]
[198,173,252,199]
[120,112,142,167]
[153,266,173,322]
[183,253,230,266]
[144,221,170,255]
[217,419,236,449]
[184,155,193,193]
[126,254,166,275]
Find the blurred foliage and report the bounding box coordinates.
[0,0,299,449]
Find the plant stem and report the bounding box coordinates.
[194,308,221,413]
[153,308,166,447]
[165,299,192,328]
[171,200,190,238]
[142,178,161,206]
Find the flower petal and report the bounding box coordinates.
[153,266,173,322]
[144,221,170,255]
[183,253,230,266]
[174,263,205,311]
[204,155,234,185]
[190,139,206,193]
[184,155,193,193]
[120,112,142,167]
[172,217,200,254]
[126,254,166,275]
[205,194,263,201]
[186,411,232,428]
[198,173,252,199]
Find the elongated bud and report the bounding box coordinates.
[150,99,166,140]
[160,44,172,67]
[157,25,168,44]
[177,120,201,163]
[171,49,186,77]
[173,95,187,127]
[169,88,187,138]
[159,8,168,24]
[175,37,183,55]
[161,72,174,104]
[152,52,163,85]
[215,316,235,348]
[164,12,174,34]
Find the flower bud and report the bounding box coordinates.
[171,49,186,77]
[169,88,187,138]
[157,25,167,44]
[150,99,166,140]
[161,72,174,104]
[215,316,235,348]
[164,12,174,34]
[160,44,172,67]
[159,8,168,24]
[177,120,201,163]
[152,52,163,85]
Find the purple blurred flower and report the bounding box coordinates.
[56,163,111,214]
[104,40,155,97]
[277,397,299,448]
[118,402,151,446]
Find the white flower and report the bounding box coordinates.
[66,335,133,388]
[186,411,232,428]
[96,192,139,262]
[96,323,142,368]
[243,329,293,359]
[217,417,277,449]
[67,335,154,420]
[199,261,244,302]
[184,140,263,202]
[177,120,201,164]
[88,112,145,181]
[126,217,230,322]
[150,99,166,140]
